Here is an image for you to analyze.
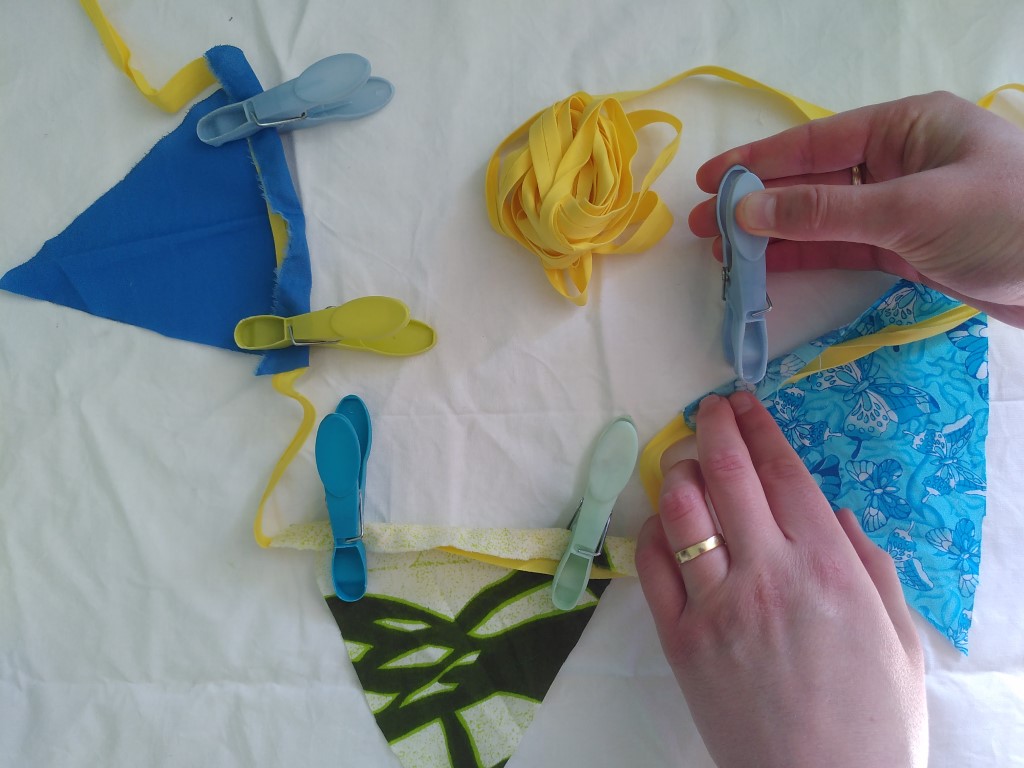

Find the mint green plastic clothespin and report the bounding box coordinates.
[552,416,639,611]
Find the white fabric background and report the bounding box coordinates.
[2,1,1023,766]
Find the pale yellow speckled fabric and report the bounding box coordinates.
[272,520,637,577]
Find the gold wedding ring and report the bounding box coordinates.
[851,164,863,186]
[674,534,726,566]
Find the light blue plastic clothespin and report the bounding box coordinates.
[717,165,772,384]
[315,394,372,602]
[197,53,394,147]
[552,416,639,611]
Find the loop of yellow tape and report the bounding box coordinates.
[80,0,215,112]
[253,369,317,548]
[977,82,1024,109]
[484,66,833,305]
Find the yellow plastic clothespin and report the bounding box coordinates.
[234,295,436,356]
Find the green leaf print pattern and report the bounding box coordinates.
[328,569,608,768]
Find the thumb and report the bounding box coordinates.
[736,182,910,249]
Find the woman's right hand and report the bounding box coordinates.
[688,90,1024,327]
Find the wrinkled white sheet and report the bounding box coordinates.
[2,1,1024,766]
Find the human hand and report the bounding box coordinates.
[634,392,927,768]
[688,91,1024,327]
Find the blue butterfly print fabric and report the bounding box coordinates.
[683,280,988,653]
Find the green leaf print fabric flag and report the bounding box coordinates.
[272,524,635,768]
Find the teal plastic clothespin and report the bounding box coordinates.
[717,165,772,383]
[197,53,394,147]
[315,395,372,602]
[551,416,639,611]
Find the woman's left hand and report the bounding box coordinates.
[634,391,928,768]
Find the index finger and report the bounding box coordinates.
[694,101,887,192]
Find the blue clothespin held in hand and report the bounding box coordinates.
[315,394,373,602]
[552,416,639,611]
[197,53,394,146]
[717,165,772,384]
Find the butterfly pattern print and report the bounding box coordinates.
[926,518,981,597]
[948,317,989,400]
[875,282,933,327]
[767,387,841,456]
[947,317,988,381]
[813,356,939,448]
[885,527,934,591]
[946,610,972,654]
[907,415,987,499]
[806,455,841,508]
[847,459,913,532]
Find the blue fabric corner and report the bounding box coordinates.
[683,280,989,653]
[1,45,312,375]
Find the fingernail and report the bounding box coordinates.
[738,191,775,232]
[729,391,756,415]
[699,393,721,409]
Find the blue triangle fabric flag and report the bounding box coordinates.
[1,45,311,376]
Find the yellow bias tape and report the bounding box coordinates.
[438,547,630,580]
[267,210,290,268]
[484,66,833,305]
[784,305,979,384]
[978,82,1024,109]
[80,0,215,113]
[254,369,317,548]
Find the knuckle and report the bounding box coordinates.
[802,549,853,593]
[659,483,708,524]
[663,621,702,666]
[734,552,846,621]
[633,521,660,574]
[700,448,749,479]
[634,550,659,588]
[805,186,831,233]
[866,541,897,573]
[673,602,735,661]
[794,122,817,170]
[756,454,811,486]
[778,185,830,235]
[747,570,789,617]
[921,89,964,111]
[719,567,791,628]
